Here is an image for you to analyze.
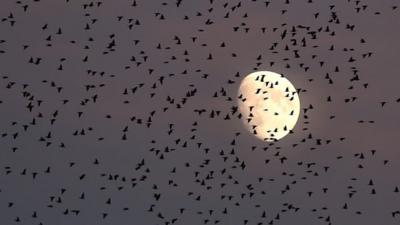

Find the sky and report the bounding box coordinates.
[0,0,400,224]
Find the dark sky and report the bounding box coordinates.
[0,0,400,224]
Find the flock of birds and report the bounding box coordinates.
[0,0,399,224]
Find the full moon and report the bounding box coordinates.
[238,71,300,142]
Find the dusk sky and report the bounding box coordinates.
[0,0,400,224]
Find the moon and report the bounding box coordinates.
[238,71,300,142]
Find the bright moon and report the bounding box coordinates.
[238,71,300,142]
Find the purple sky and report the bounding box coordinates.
[0,0,400,224]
